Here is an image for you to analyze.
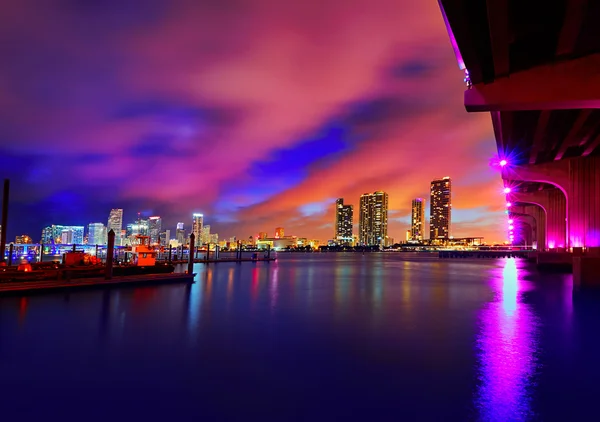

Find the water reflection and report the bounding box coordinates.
[475,259,540,421]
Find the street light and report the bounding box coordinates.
[503,187,511,194]
[500,159,507,167]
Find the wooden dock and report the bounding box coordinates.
[0,272,195,296]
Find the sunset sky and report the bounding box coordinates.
[0,0,506,242]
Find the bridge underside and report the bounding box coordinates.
[440,0,600,256]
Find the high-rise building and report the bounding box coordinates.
[42,225,84,244]
[430,177,452,240]
[410,198,425,241]
[209,233,219,244]
[359,191,389,246]
[160,229,171,246]
[107,209,123,246]
[201,225,211,244]
[334,198,353,245]
[148,216,162,245]
[275,227,284,239]
[176,222,186,245]
[192,213,203,246]
[88,223,107,245]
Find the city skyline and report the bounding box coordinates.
[0,1,505,243]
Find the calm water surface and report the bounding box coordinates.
[1,254,599,421]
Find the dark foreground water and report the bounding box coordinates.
[1,254,599,421]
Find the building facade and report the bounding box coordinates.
[148,216,162,245]
[88,222,107,245]
[429,177,452,240]
[275,227,285,238]
[176,222,186,245]
[410,198,425,241]
[359,191,388,246]
[107,209,123,246]
[334,198,353,245]
[192,213,203,246]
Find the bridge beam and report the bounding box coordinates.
[511,205,545,250]
[503,156,600,252]
[465,53,600,112]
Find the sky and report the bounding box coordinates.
[0,0,506,243]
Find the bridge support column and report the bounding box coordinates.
[510,189,566,250]
[504,156,600,253]
[510,205,543,249]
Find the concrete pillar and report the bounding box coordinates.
[504,156,600,252]
[510,189,566,250]
[511,204,546,250]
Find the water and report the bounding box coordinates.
[0,253,598,421]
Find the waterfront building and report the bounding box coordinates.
[192,213,203,246]
[88,223,107,245]
[359,191,389,246]
[15,235,32,244]
[275,227,285,239]
[258,232,268,240]
[107,209,123,246]
[148,216,162,245]
[201,225,211,244]
[430,177,452,241]
[176,222,186,245]
[410,198,425,241]
[209,233,219,244]
[335,198,353,245]
[159,230,171,246]
[41,225,84,244]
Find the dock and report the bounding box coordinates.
[0,272,195,296]
[169,257,277,264]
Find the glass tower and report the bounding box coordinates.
[359,191,388,246]
[334,198,353,245]
[429,177,452,241]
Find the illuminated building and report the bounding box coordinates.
[176,222,186,245]
[201,225,211,244]
[275,227,284,239]
[192,213,203,246]
[159,230,171,246]
[335,198,353,245]
[430,177,452,241]
[59,226,84,244]
[88,223,107,245]
[15,235,32,244]
[410,198,425,241]
[148,216,162,244]
[209,233,219,244]
[406,230,411,242]
[41,225,83,244]
[107,209,123,246]
[359,191,389,246]
[258,232,268,240]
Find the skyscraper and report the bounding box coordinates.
[192,213,203,246]
[359,191,388,246]
[176,222,186,245]
[201,225,211,244]
[275,227,284,238]
[334,198,353,245]
[410,198,425,241]
[430,177,452,240]
[148,216,162,245]
[88,222,107,245]
[107,209,123,246]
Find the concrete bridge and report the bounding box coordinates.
[438,0,600,284]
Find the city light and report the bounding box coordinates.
[503,187,511,194]
[509,225,514,230]
[508,219,514,224]
[500,159,507,167]
[506,202,512,208]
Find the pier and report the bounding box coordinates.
[0,272,195,296]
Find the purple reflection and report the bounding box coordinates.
[475,259,540,421]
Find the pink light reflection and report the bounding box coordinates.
[474,259,539,420]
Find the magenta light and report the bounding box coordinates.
[503,187,511,194]
[506,202,512,208]
[508,219,514,224]
[500,160,507,167]
[509,225,514,230]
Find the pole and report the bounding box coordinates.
[0,179,9,264]
[168,245,172,263]
[206,243,210,261]
[267,244,271,260]
[237,240,242,261]
[95,244,99,258]
[105,230,115,280]
[8,243,13,266]
[72,244,76,253]
[188,234,195,274]
[40,243,44,263]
